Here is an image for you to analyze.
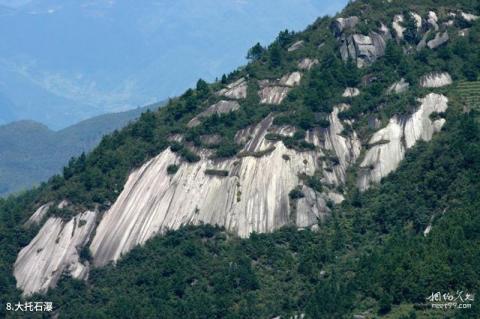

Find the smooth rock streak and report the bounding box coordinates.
[90,106,359,267]
[358,93,448,190]
[14,211,97,296]
[24,203,53,227]
[420,72,452,88]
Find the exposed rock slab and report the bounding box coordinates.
[90,106,360,267]
[428,11,439,30]
[340,32,387,68]
[460,12,479,22]
[14,211,97,296]
[358,93,448,190]
[342,87,360,97]
[288,40,304,52]
[387,78,409,94]
[188,100,240,127]
[392,15,405,39]
[331,16,359,35]
[217,78,248,99]
[427,32,449,49]
[298,58,318,70]
[25,203,53,227]
[258,72,302,104]
[420,72,452,88]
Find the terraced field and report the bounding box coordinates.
[457,80,480,111]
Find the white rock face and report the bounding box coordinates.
[458,29,470,37]
[411,12,422,29]
[217,78,248,99]
[420,72,452,88]
[340,32,387,68]
[90,106,360,267]
[404,93,448,148]
[332,16,359,35]
[298,58,318,70]
[427,32,449,49]
[258,86,291,105]
[288,40,304,52]
[460,12,479,22]
[188,100,240,127]
[388,78,409,94]
[14,211,97,296]
[342,87,360,97]
[25,203,53,227]
[428,11,439,30]
[279,72,303,87]
[358,118,405,190]
[258,72,303,104]
[358,93,448,190]
[392,15,405,39]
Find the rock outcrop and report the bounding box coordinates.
[217,78,248,99]
[331,16,359,35]
[340,32,388,68]
[298,58,318,70]
[188,100,240,127]
[428,11,439,31]
[420,72,452,88]
[90,105,360,267]
[388,78,409,94]
[342,87,360,97]
[288,40,304,52]
[460,11,479,22]
[427,32,449,49]
[358,93,448,190]
[258,72,302,104]
[392,15,405,39]
[24,203,53,227]
[14,211,97,296]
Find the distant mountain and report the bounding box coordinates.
[0,102,163,196]
[0,0,347,129]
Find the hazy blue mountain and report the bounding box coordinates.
[0,102,162,196]
[0,0,347,129]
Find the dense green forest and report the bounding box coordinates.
[1,0,480,318]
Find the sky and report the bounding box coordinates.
[0,0,348,129]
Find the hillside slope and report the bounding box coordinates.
[0,0,479,318]
[0,103,163,197]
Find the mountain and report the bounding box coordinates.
[0,0,347,129]
[0,102,163,197]
[1,0,480,318]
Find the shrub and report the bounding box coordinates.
[167,164,179,175]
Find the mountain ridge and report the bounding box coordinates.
[0,0,479,318]
[0,102,163,197]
